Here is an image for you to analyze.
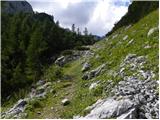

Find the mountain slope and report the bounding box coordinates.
[106,1,159,36]
[1,7,159,119]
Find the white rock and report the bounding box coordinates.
[125,25,132,30]
[73,115,81,119]
[36,80,46,86]
[144,45,151,49]
[82,62,90,72]
[89,82,98,90]
[112,34,118,39]
[127,39,134,45]
[147,27,158,37]
[83,98,133,119]
[61,98,70,106]
[123,35,128,40]
[95,55,100,59]
[117,108,137,119]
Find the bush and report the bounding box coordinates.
[61,50,73,55]
[44,65,63,81]
[29,99,43,109]
[74,46,90,51]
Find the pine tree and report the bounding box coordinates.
[72,24,75,32]
[26,27,47,81]
[77,27,81,35]
[83,27,88,35]
[56,20,59,26]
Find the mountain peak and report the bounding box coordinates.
[2,1,33,14]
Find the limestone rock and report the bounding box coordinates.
[82,62,90,72]
[147,27,158,37]
[144,45,151,49]
[89,82,98,90]
[36,80,46,86]
[55,56,65,66]
[61,98,70,106]
[83,98,133,119]
[112,34,118,39]
[78,54,159,119]
[117,108,137,119]
[127,39,134,45]
[82,64,106,80]
[123,35,128,40]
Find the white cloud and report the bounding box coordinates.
[87,0,129,35]
[28,0,131,36]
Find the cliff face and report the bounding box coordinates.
[1,1,33,14]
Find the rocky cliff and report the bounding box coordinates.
[1,1,33,14]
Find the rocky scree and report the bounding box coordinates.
[82,64,106,80]
[55,50,90,66]
[75,54,158,119]
[1,80,53,119]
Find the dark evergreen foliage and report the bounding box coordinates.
[1,12,95,101]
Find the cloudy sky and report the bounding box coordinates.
[28,0,131,36]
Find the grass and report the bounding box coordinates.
[88,9,158,83]
[23,59,102,118]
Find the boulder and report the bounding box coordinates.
[36,80,46,86]
[90,64,105,77]
[3,99,28,118]
[9,99,27,113]
[55,51,83,66]
[82,72,89,80]
[117,108,137,119]
[82,64,106,80]
[61,98,70,106]
[36,87,45,95]
[83,98,134,119]
[83,51,94,59]
[82,62,90,72]
[55,56,65,66]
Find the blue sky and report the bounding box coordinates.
[28,0,131,36]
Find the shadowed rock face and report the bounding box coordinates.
[2,1,33,14]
